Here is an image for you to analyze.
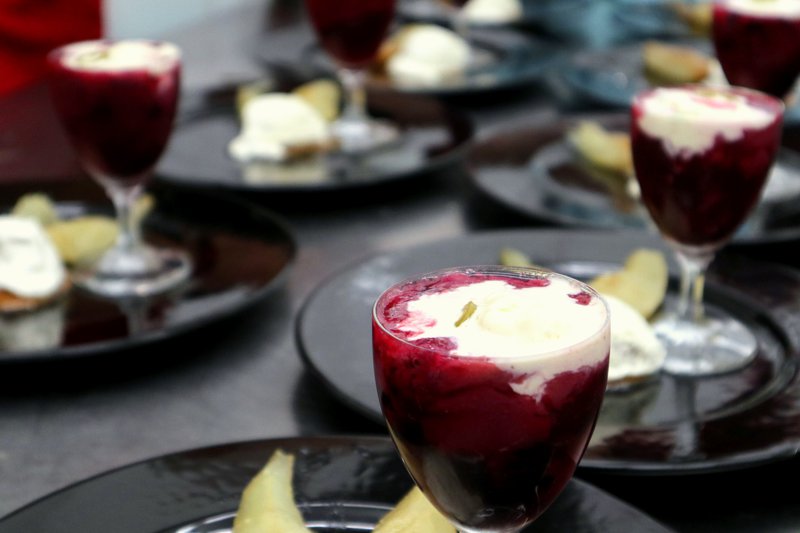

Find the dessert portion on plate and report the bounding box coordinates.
[500,247,668,388]
[232,449,454,532]
[462,0,523,24]
[375,24,471,88]
[228,79,341,165]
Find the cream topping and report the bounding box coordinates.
[0,216,66,299]
[60,40,180,75]
[463,0,523,23]
[228,93,330,162]
[396,276,609,396]
[724,0,800,18]
[637,87,777,157]
[386,25,470,87]
[604,295,665,384]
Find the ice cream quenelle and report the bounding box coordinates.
[373,266,610,532]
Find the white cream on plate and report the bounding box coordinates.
[637,87,776,158]
[723,0,800,18]
[463,0,523,23]
[603,295,665,384]
[386,25,470,87]
[0,216,66,299]
[60,40,180,75]
[228,93,330,162]
[397,276,609,397]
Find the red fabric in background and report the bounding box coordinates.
[0,0,103,95]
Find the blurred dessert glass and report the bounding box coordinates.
[631,85,783,375]
[47,39,190,298]
[304,0,398,152]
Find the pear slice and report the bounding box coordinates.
[292,79,341,122]
[590,248,668,319]
[46,216,118,267]
[232,450,311,533]
[374,486,455,533]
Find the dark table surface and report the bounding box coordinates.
[2,1,800,532]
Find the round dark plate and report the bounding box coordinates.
[296,229,800,474]
[610,0,702,39]
[397,0,592,30]
[558,40,800,124]
[0,436,673,532]
[467,114,800,248]
[0,181,295,363]
[156,70,473,193]
[301,30,562,98]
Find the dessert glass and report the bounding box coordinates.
[373,265,610,532]
[712,0,800,99]
[47,39,190,298]
[304,0,398,153]
[631,85,784,375]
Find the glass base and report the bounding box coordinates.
[75,244,191,299]
[332,116,400,154]
[653,308,758,376]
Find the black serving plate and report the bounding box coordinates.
[0,436,673,532]
[156,69,473,194]
[557,39,800,124]
[0,181,295,363]
[467,114,800,248]
[296,229,800,474]
[398,0,593,30]
[300,29,562,98]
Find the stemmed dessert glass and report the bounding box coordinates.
[304,0,398,153]
[711,0,800,207]
[631,85,784,375]
[47,39,190,298]
[373,265,610,532]
[712,0,800,100]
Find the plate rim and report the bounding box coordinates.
[466,114,800,247]
[156,83,475,193]
[0,185,297,365]
[295,227,800,475]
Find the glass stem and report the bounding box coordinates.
[674,249,713,323]
[338,67,368,125]
[108,183,143,255]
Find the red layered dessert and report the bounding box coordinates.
[373,267,610,531]
[631,86,783,247]
[47,40,181,185]
[713,0,800,97]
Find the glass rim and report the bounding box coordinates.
[372,264,611,361]
[632,83,786,116]
[46,39,182,67]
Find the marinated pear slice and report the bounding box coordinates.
[374,486,455,533]
[292,79,341,122]
[590,248,668,319]
[46,216,118,266]
[232,449,311,533]
[11,193,59,226]
[567,121,634,177]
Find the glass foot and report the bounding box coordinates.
[653,307,757,376]
[75,244,191,299]
[332,117,400,154]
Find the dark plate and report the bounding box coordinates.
[610,0,703,39]
[0,435,673,532]
[156,70,473,194]
[558,40,800,124]
[397,0,592,30]
[301,30,562,98]
[0,181,295,363]
[296,229,800,474]
[467,115,800,248]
